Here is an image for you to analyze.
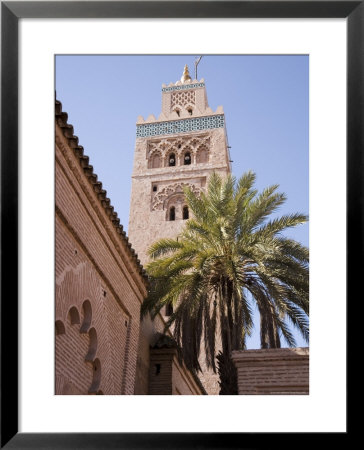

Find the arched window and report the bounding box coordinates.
[168,153,176,167]
[184,152,191,165]
[169,206,175,221]
[187,107,193,116]
[183,206,189,220]
[174,108,181,117]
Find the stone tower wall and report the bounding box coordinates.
[129,126,229,264]
[129,74,231,394]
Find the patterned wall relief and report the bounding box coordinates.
[171,90,196,109]
[147,134,210,168]
[151,182,202,211]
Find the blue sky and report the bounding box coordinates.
[56,55,309,349]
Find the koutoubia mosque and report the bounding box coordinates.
[129,65,231,394]
[129,64,231,264]
[55,64,309,395]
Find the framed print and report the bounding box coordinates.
[1,1,357,447]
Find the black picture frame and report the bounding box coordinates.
[1,1,355,448]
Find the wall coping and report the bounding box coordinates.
[55,98,148,286]
[231,347,309,364]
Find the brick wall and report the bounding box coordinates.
[148,349,174,395]
[55,104,147,395]
[134,314,169,395]
[231,348,309,395]
[148,347,205,395]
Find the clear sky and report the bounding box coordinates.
[56,55,309,349]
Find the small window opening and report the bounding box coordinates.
[153,185,157,192]
[183,206,189,220]
[169,206,175,221]
[155,364,161,375]
[184,152,191,165]
[169,153,176,167]
[165,303,173,316]
[175,109,180,117]
[187,108,193,116]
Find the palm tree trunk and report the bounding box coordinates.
[226,279,235,352]
[259,304,269,349]
[217,279,239,395]
[216,350,238,395]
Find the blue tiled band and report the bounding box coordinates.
[136,115,224,138]
[161,83,205,93]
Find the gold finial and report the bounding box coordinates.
[181,64,192,83]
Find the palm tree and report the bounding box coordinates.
[142,172,309,394]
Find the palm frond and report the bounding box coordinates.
[142,171,309,386]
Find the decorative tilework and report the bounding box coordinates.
[162,83,205,93]
[136,115,224,138]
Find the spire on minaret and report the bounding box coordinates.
[180,64,192,83]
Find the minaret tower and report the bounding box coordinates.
[129,65,231,265]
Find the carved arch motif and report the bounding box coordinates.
[152,182,201,211]
[148,150,162,169]
[55,263,112,394]
[147,134,210,169]
[196,144,209,164]
[55,301,101,395]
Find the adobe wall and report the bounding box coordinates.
[231,348,309,395]
[148,348,205,395]
[55,102,147,395]
[134,313,170,395]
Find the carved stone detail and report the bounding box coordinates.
[151,182,201,211]
[147,134,210,167]
[171,90,196,108]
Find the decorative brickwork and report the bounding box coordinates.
[147,134,210,168]
[151,182,201,211]
[55,99,147,395]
